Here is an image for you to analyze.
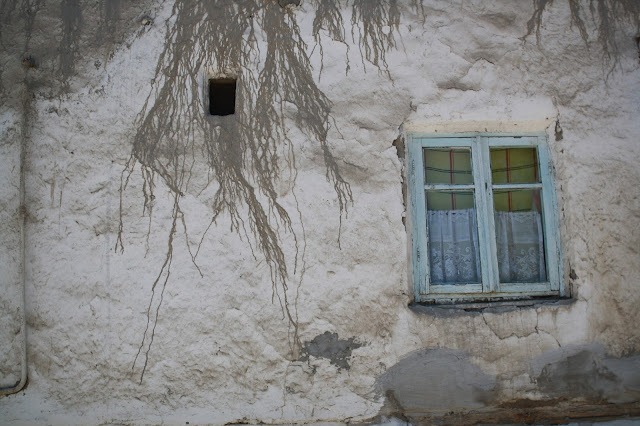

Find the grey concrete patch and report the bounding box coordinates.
[537,349,620,400]
[602,355,640,403]
[531,343,640,403]
[377,349,496,414]
[299,331,362,370]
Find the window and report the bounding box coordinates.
[408,134,563,303]
[209,78,237,116]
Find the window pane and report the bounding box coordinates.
[490,148,540,184]
[493,190,547,283]
[424,148,473,184]
[426,191,480,284]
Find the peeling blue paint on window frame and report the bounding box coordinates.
[408,132,564,303]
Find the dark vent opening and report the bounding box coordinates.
[209,78,236,116]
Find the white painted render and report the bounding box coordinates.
[1,0,639,424]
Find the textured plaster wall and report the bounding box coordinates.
[0,0,639,424]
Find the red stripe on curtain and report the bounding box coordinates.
[450,149,456,209]
[506,149,513,212]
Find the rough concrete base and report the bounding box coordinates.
[373,404,640,425]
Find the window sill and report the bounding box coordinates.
[409,296,574,317]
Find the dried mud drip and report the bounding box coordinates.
[116,0,416,383]
[0,0,43,95]
[116,0,377,383]
[525,0,640,67]
[59,0,82,86]
[351,0,400,75]
[1,0,636,385]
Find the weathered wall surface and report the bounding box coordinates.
[0,0,639,424]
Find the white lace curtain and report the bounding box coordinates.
[428,209,481,284]
[427,209,546,284]
[494,210,546,283]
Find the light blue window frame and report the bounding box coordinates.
[408,133,564,303]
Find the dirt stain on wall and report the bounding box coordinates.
[59,0,82,85]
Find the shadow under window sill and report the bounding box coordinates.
[409,296,575,318]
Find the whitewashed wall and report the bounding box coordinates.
[1,0,639,424]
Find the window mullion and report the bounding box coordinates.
[472,137,493,293]
[482,139,500,293]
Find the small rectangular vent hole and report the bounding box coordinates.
[209,78,236,116]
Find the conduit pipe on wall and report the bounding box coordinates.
[0,81,29,397]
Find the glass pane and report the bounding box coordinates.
[424,148,473,184]
[490,148,540,184]
[493,189,541,213]
[493,190,547,283]
[426,191,480,284]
